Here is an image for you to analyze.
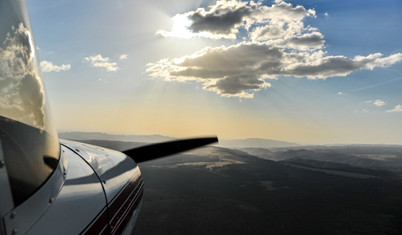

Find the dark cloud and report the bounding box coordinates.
[148,42,402,98]
[284,56,358,78]
[287,32,324,49]
[207,75,268,96]
[149,1,402,98]
[158,0,315,40]
[171,68,230,79]
[178,44,283,70]
[188,6,252,34]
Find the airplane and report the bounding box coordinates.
[0,0,218,234]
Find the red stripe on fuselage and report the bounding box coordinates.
[82,207,109,235]
[82,175,144,234]
[109,177,144,233]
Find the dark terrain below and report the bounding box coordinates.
[75,139,402,234]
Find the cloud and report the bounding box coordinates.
[0,23,46,128]
[206,74,271,98]
[366,99,386,107]
[187,1,253,36]
[84,54,118,72]
[149,0,402,98]
[286,32,324,50]
[283,53,402,79]
[147,42,402,97]
[119,54,128,60]
[337,92,342,95]
[374,100,386,107]
[158,0,315,40]
[387,105,402,113]
[40,60,71,72]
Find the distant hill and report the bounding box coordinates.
[58,131,174,143]
[219,138,298,149]
[63,137,402,233]
[59,132,298,149]
[70,139,145,152]
[240,145,402,173]
[132,141,402,234]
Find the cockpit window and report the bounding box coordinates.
[0,0,60,206]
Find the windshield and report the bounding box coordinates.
[0,0,59,206]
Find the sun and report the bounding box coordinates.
[157,14,194,39]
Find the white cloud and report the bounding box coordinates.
[324,12,329,17]
[148,0,402,98]
[373,100,386,107]
[40,60,71,73]
[0,23,46,128]
[157,0,316,41]
[366,99,386,107]
[337,92,342,95]
[84,54,118,72]
[147,42,402,98]
[119,54,128,60]
[387,105,402,113]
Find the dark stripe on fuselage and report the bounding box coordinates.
[81,206,109,235]
[81,174,144,234]
[110,178,144,234]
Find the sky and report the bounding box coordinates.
[26,0,402,145]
